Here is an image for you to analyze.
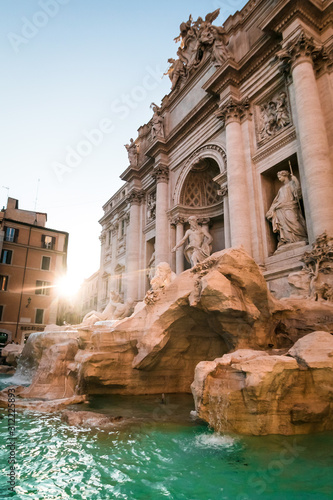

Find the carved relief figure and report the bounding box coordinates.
[266,171,307,249]
[124,138,138,166]
[150,103,164,139]
[172,216,213,267]
[258,91,291,141]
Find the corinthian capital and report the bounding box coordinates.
[152,164,169,183]
[277,30,323,70]
[215,97,251,126]
[127,190,144,205]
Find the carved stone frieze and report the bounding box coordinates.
[256,90,292,144]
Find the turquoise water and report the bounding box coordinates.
[0,376,333,500]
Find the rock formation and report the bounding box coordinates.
[2,248,333,435]
[192,331,333,435]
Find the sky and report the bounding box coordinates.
[0,0,248,294]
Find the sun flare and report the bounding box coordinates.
[55,274,81,299]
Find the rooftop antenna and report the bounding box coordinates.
[34,179,40,211]
[2,186,9,207]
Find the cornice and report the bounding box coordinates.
[260,0,325,34]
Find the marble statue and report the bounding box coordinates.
[172,216,213,267]
[81,291,134,325]
[164,57,186,90]
[150,262,176,291]
[125,138,138,167]
[266,171,307,249]
[165,8,232,92]
[150,103,164,139]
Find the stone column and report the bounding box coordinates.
[126,191,143,301]
[218,185,231,249]
[170,221,176,273]
[152,165,170,265]
[279,31,333,241]
[216,99,252,254]
[175,217,185,274]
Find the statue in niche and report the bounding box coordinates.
[150,103,164,139]
[124,138,138,167]
[81,291,134,326]
[172,216,213,267]
[266,171,307,250]
[147,192,156,221]
[259,91,291,141]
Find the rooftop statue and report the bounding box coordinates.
[165,9,232,91]
[266,171,308,249]
[124,138,138,167]
[150,103,164,139]
[172,216,213,267]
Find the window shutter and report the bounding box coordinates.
[14,229,19,243]
[41,235,45,247]
[52,237,56,250]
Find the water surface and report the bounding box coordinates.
[0,376,332,500]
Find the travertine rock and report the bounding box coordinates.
[192,331,333,435]
[61,410,123,429]
[3,249,333,409]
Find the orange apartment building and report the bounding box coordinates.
[0,198,68,344]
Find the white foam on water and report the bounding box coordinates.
[195,433,237,449]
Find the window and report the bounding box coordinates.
[41,256,51,271]
[0,305,3,321]
[35,280,51,295]
[41,235,56,250]
[5,227,18,243]
[1,250,12,265]
[108,230,112,246]
[0,276,8,291]
[121,220,126,237]
[35,309,44,324]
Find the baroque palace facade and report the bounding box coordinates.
[98,0,333,308]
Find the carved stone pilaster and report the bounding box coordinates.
[99,232,106,244]
[127,190,144,205]
[277,31,323,73]
[152,164,169,183]
[215,97,251,126]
